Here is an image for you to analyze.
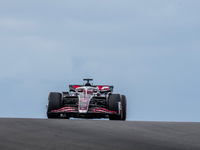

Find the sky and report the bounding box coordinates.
[0,0,200,122]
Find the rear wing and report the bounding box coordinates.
[69,85,114,93]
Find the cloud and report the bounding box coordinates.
[0,0,200,121]
[0,18,39,36]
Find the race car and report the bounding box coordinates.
[46,79,127,120]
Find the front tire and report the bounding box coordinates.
[47,92,61,119]
[121,95,127,121]
[109,94,122,120]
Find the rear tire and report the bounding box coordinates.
[109,94,121,120]
[47,92,61,119]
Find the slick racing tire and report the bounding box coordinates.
[121,95,127,121]
[47,92,61,119]
[109,94,122,120]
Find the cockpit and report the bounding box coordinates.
[75,87,99,96]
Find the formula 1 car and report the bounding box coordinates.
[46,79,127,120]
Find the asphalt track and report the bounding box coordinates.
[0,118,200,150]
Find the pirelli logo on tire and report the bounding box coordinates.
[118,102,122,115]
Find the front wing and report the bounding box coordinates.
[50,107,117,114]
